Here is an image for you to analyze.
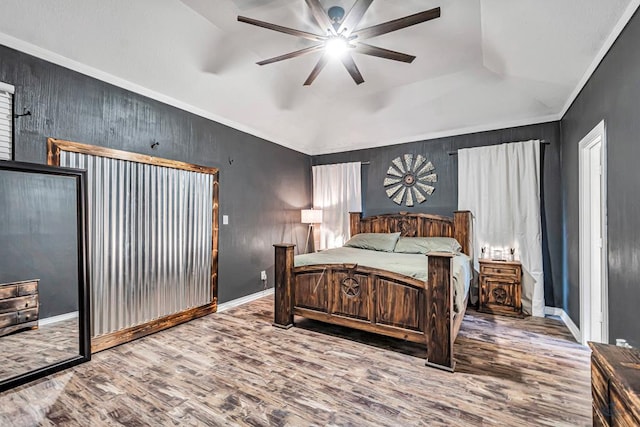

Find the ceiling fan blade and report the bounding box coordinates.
[341,54,365,85]
[238,16,326,42]
[305,0,337,35]
[338,0,374,36]
[257,44,325,66]
[352,7,440,40]
[303,54,329,86]
[355,43,415,63]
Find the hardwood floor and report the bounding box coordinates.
[0,319,78,382]
[0,297,591,426]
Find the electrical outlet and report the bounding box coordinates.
[260,270,267,281]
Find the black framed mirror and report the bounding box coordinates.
[0,161,90,392]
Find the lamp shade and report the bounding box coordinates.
[301,209,323,224]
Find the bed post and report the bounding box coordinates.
[273,244,295,329]
[424,252,455,372]
[453,210,473,259]
[349,212,362,236]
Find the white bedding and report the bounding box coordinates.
[295,247,472,313]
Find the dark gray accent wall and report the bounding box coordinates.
[313,122,563,308]
[561,9,640,346]
[0,44,312,308]
[0,169,79,318]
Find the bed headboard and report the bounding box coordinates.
[349,211,474,259]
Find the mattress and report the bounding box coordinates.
[295,247,472,313]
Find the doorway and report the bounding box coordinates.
[578,120,608,345]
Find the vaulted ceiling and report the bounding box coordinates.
[0,0,637,154]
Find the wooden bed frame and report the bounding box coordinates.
[273,211,473,372]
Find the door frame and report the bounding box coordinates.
[578,119,608,345]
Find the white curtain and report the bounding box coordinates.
[458,140,544,316]
[313,162,362,250]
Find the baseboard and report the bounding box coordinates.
[217,287,274,313]
[39,311,79,326]
[544,306,582,344]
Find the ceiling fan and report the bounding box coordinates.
[237,0,441,86]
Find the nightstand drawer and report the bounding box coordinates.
[482,280,519,306]
[480,264,521,278]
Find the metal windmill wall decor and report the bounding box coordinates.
[384,154,437,206]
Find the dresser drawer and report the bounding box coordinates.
[0,311,19,328]
[0,294,38,314]
[480,263,521,278]
[610,385,639,427]
[17,281,38,296]
[18,307,39,323]
[591,356,610,424]
[0,284,18,300]
[593,402,609,427]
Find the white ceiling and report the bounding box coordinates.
[0,0,637,155]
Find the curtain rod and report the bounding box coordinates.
[447,140,550,156]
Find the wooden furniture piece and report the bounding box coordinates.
[478,259,523,318]
[48,138,219,353]
[589,342,640,426]
[0,279,39,337]
[274,211,473,372]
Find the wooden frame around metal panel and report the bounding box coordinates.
[47,138,219,353]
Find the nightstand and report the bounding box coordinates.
[478,259,523,317]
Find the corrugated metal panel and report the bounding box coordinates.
[0,90,12,161]
[61,151,213,336]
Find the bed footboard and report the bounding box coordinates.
[273,244,457,371]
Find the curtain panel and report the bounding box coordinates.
[312,162,362,250]
[458,140,544,316]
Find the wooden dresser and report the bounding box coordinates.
[589,342,640,426]
[0,279,39,337]
[478,259,523,317]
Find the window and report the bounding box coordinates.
[0,82,14,161]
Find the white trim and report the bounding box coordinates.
[310,114,560,155]
[0,81,14,94]
[560,0,640,117]
[544,306,582,345]
[578,120,608,346]
[39,311,79,326]
[217,288,274,313]
[1,0,637,156]
[0,31,301,155]
[0,30,561,157]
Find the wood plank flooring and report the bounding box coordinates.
[0,319,78,382]
[0,297,592,426]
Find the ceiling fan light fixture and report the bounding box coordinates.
[327,6,345,25]
[325,36,350,58]
[238,2,441,85]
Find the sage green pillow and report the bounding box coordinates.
[393,237,462,254]
[344,232,401,252]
